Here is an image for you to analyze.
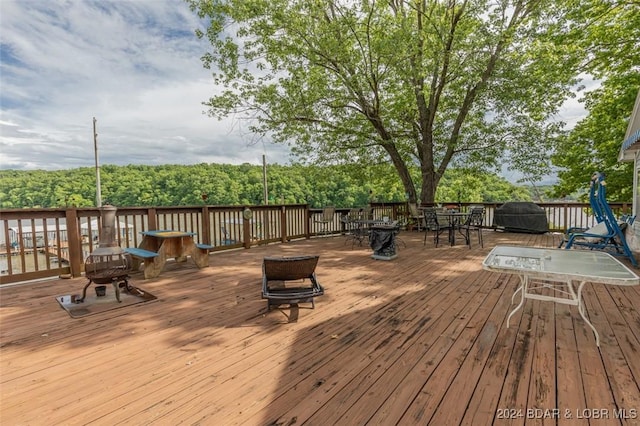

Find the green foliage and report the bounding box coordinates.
[436,169,532,203]
[551,73,639,202]
[187,0,582,203]
[0,163,531,209]
[549,0,640,202]
[559,0,640,80]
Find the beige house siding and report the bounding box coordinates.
[618,89,640,251]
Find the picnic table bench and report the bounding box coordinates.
[124,247,159,260]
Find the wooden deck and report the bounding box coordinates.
[1,231,640,425]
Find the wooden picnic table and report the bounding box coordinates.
[126,230,212,279]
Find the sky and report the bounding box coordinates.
[0,0,589,179]
[0,0,291,171]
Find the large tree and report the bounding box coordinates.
[551,0,640,200]
[187,0,579,203]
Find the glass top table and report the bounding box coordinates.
[482,245,639,346]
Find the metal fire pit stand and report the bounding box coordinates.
[79,252,133,303]
[76,205,134,303]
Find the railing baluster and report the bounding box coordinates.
[0,201,627,284]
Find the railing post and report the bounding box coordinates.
[243,215,251,249]
[201,205,211,245]
[148,208,157,231]
[305,205,311,239]
[281,205,287,243]
[64,208,83,278]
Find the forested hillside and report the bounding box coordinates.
[0,163,533,209]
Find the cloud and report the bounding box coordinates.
[0,0,592,184]
[0,0,290,171]
[554,75,601,129]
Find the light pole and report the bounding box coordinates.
[262,154,269,205]
[93,117,102,207]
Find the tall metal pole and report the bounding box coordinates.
[262,154,268,205]
[93,117,102,207]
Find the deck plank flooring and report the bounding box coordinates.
[2,230,640,425]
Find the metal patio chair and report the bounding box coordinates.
[262,255,324,311]
[408,203,424,231]
[314,206,336,236]
[460,206,485,249]
[422,207,451,247]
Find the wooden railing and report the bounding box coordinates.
[1,204,310,284]
[477,202,631,232]
[0,201,631,284]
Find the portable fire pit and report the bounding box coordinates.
[77,205,134,303]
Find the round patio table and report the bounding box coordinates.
[436,211,469,246]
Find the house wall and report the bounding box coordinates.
[619,89,640,251]
[629,153,640,251]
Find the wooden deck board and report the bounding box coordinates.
[311,256,496,425]
[555,302,589,426]
[462,274,523,425]
[2,231,640,425]
[432,267,517,425]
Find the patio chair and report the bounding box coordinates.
[262,255,324,311]
[314,206,335,236]
[422,208,450,247]
[460,207,485,249]
[408,203,424,231]
[342,208,365,248]
[344,208,362,229]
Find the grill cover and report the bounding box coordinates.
[493,202,548,234]
[370,224,399,260]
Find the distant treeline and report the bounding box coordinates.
[0,163,536,209]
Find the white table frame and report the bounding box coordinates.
[482,245,639,346]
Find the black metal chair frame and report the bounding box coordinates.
[262,255,324,311]
[342,209,365,248]
[422,208,451,247]
[460,207,485,249]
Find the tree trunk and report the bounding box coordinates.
[382,142,418,204]
[420,168,439,205]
